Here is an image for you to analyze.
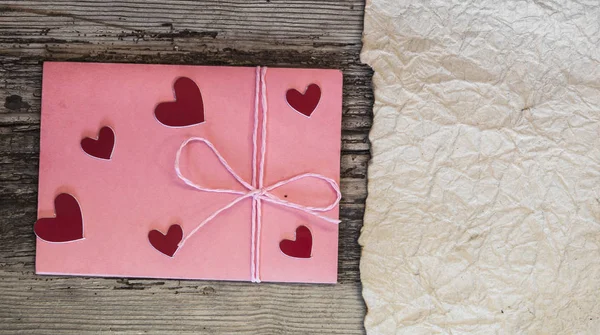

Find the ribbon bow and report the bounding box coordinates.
[173,67,341,283]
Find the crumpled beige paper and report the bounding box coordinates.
[360,1,600,333]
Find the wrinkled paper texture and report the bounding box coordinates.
[360,1,600,333]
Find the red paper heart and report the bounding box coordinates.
[155,77,205,127]
[148,224,183,257]
[279,225,312,258]
[286,84,321,117]
[81,126,115,160]
[34,193,84,243]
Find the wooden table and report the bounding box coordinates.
[0,1,371,333]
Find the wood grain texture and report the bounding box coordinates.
[0,1,372,333]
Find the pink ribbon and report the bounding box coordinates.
[174,67,341,282]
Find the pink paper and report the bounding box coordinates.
[36,62,342,283]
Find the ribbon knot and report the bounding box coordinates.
[251,188,267,198]
[172,67,341,283]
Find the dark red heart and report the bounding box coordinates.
[279,225,312,258]
[81,126,115,160]
[286,84,321,117]
[148,224,183,257]
[155,77,205,127]
[34,193,84,243]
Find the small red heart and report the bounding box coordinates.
[286,84,321,117]
[81,126,115,160]
[148,224,183,257]
[155,77,205,127]
[34,193,84,243]
[279,225,312,258]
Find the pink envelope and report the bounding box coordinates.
[35,62,342,283]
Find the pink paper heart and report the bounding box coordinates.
[81,126,115,160]
[34,193,84,243]
[155,77,205,127]
[280,225,312,258]
[286,84,321,117]
[148,224,183,257]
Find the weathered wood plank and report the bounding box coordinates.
[0,0,372,333]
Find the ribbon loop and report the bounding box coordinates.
[175,137,253,194]
[263,173,342,212]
